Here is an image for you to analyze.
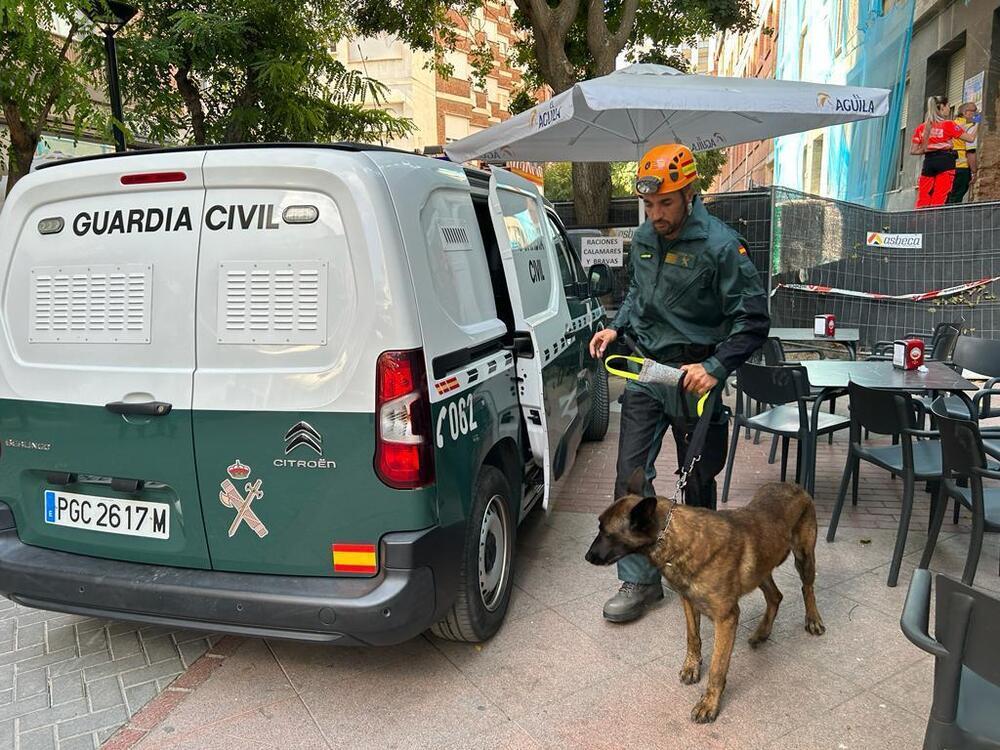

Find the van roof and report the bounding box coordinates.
[35,142,491,180]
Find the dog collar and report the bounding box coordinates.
[655,501,677,544]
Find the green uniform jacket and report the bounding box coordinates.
[611,195,770,380]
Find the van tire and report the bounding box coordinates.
[430,466,515,643]
[583,363,610,441]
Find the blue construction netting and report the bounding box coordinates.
[842,0,915,208]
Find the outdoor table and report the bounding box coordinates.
[793,360,977,493]
[769,327,861,360]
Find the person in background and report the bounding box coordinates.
[911,95,978,208]
[948,101,980,204]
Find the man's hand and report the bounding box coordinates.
[589,328,618,358]
[680,363,718,395]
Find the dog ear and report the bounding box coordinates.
[626,467,646,497]
[629,495,658,535]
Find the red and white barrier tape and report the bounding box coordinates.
[770,276,1000,302]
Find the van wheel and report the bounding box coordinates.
[583,363,610,441]
[430,466,515,643]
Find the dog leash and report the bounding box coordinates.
[604,334,718,505]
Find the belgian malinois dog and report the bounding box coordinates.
[586,470,826,723]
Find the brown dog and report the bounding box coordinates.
[585,470,826,723]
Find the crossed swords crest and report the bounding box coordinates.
[219,462,267,538]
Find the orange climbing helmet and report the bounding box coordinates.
[635,144,698,195]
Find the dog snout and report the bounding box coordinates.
[585,536,611,566]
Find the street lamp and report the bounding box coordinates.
[83,1,138,153]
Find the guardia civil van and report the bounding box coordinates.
[0,144,612,645]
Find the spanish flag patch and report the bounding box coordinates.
[332,543,378,574]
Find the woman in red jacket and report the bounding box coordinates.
[912,96,978,208]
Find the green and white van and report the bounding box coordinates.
[0,144,612,645]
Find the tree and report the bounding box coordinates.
[1,1,104,197]
[355,0,753,224]
[545,152,726,208]
[113,0,414,146]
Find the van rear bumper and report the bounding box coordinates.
[0,520,465,646]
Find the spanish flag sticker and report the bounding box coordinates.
[332,543,378,574]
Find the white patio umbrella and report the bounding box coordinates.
[445,64,890,164]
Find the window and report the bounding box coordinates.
[446,51,471,81]
[444,115,470,143]
[545,214,583,293]
[496,189,554,318]
[809,135,824,195]
[946,45,966,113]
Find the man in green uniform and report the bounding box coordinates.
[589,144,770,622]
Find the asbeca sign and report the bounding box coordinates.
[866,232,923,249]
[581,236,624,267]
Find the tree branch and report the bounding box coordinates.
[174,65,207,144]
[32,21,79,133]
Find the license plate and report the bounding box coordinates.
[44,490,170,539]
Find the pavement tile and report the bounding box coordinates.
[140,639,293,737]
[763,693,927,750]
[433,608,630,717]
[439,721,543,750]
[18,725,57,750]
[515,671,722,750]
[16,697,89,734]
[56,734,97,750]
[512,536,617,607]
[761,589,926,688]
[50,672,86,706]
[124,681,159,717]
[158,697,328,750]
[550,587,686,667]
[643,637,860,748]
[56,704,128,741]
[136,725,270,750]
[15,666,48,700]
[268,634,437,692]
[45,624,78,655]
[302,659,505,750]
[87,675,125,712]
[870,656,935,721]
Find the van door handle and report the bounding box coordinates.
[105,401,172,416]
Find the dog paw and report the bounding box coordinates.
[690,696,720,724]
[748,631,771,649]
[805,617,826,636]
[679,661,702,685]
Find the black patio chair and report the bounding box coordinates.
[918,397,1000,586]
[763,337,839,451]
[721,363,850,503]
[827,382,939,587]
[869,321,961,362]
[901,569,1000,750]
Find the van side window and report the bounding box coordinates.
[545,214,583,294]
[495,189,556,318]
[419,189,499,330]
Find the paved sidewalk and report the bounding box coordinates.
[96,387,998,750]
[0,602,213,750]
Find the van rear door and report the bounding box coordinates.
[192,149,436,576]
[0,152,212,568]
[486,169,578,508]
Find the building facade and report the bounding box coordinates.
[887,0,1000,209]
[337,0,543,186]
[708,0,781,193]
[773,0,912,207]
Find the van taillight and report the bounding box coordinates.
[120,172,187,185]
[375,349,435,489]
